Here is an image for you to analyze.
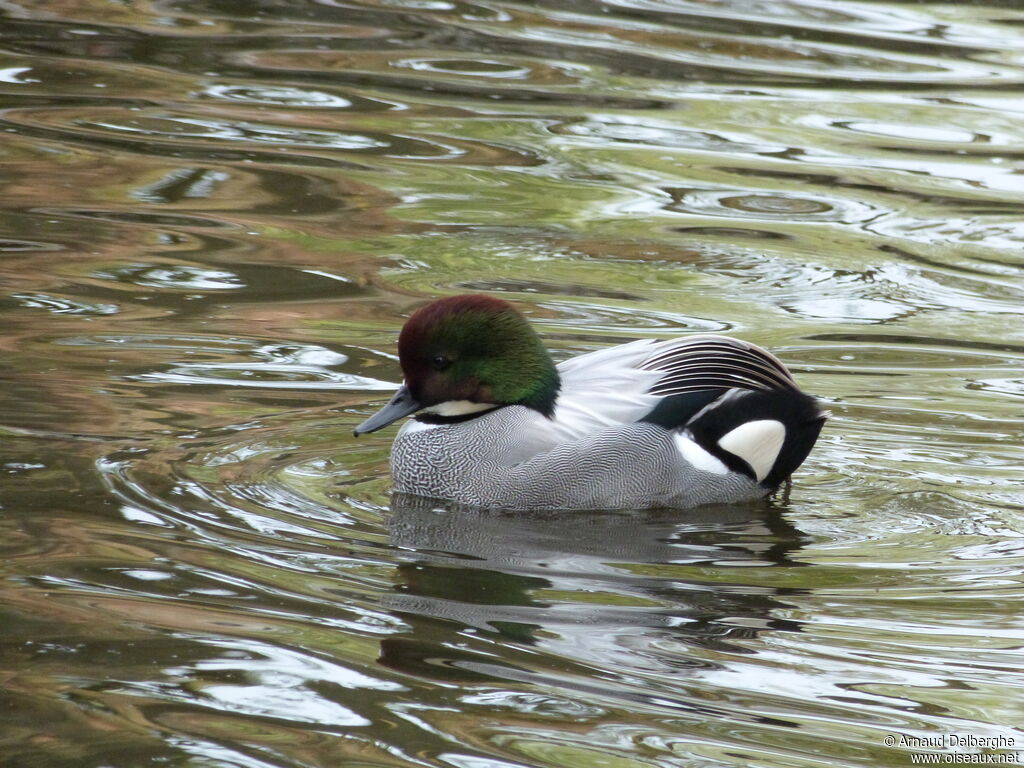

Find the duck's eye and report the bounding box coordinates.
[431,355,451,370]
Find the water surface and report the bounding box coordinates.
[2,0,1023,766]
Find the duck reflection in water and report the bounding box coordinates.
[378,493,809,712]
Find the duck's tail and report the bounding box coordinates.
[642,387,826,488]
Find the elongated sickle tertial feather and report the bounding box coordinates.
[640,336,796,395]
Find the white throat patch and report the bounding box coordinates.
[421,400,496,417]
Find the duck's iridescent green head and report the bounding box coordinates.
[354,294,560,435]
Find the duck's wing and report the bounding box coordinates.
[545,339,662,442]
[639,335,797,395]
[548,335,825,491]
[547,335,798,443]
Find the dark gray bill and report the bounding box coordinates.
[353,385,422,436]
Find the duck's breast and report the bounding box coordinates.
[391,407,558,501]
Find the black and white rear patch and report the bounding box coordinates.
[683,388,826,488]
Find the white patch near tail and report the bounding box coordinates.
[718,419,785,482]
[673,433,729,475]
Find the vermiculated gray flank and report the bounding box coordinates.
[392,406,764,510]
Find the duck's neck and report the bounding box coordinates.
[416,400,500,425]
[471,327,561,419]
[415,367,560,425]
[517,365,560,418]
